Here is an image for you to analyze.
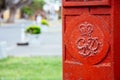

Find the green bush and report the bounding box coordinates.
[25,25,41,34]
[41,19,49,26]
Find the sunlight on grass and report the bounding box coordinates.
[0,57,62,80]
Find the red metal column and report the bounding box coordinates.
[62,0,120,80]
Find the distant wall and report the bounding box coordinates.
[3,9,21,20]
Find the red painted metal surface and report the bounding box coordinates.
[63,0,110,6]
[62,0,120,80]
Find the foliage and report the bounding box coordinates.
[25,25,41,34]
[21,0,45,16]
[21,6,33,16]
[41,19,49,26]
[31,0,45,11]
[0,57,62,80]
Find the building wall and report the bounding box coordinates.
[3,9,21,20]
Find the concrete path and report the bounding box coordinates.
[0,19,62,57]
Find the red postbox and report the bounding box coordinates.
[62,0,120,80]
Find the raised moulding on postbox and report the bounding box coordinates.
[63,0,110,6]
[64,13,110,65]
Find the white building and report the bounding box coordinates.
[44,0,61,20]
[45,0,61,7]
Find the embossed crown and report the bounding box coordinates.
[79,22,93,36]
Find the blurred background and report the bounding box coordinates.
[0,0,61,22]
[0,0,62,80]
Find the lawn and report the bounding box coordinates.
[0,57,62,80]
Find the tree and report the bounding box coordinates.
[30,0,45,11]
[5,0,32,23]
[22,0,45,19]
[0,0,6,19]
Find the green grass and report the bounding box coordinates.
[0,57,62,80]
